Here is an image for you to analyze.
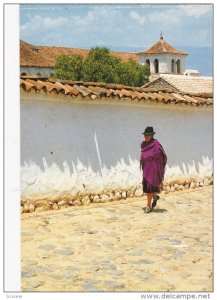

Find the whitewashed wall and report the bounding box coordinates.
[20,94,212,201]
[138,54,187,74]
[20,66,53,76]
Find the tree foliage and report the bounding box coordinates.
[54,54,83,80]
[53,47,150,86]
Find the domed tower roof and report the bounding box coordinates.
[136,36,188,56]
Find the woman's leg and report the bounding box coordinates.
[147,193,153,208]
[152,192,160,208]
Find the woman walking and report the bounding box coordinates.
[140,127,167,213]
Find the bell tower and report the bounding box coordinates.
[136,35,188,79]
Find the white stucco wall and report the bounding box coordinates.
[20,67,53,76]
[20,93,213,201]
[138,54,186,74]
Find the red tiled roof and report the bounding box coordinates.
[136,37,187,55]
[20,76,212,107]
[20,40,53,67]
[144,74,213,94]
[20,40,138,68]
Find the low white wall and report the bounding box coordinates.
[20,67,53,76]
[20,94,213,201]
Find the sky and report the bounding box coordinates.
[20,4,213,50]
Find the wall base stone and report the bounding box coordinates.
[21,176,213,214]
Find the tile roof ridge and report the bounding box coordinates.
[161,74,213,80]
[20,77,213,95]
[37,45,89,51]
[19,76,173,92]
[161,39,167,53]
[136,38,187,55]
[20,77,213,106]
[110,50,135,55]
[20,40,135,55]
[20,39,37,48]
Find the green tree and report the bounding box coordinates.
[53,47,150,86]
[81,47,120,83]
[112,59,150,86]
[54,54,83,80]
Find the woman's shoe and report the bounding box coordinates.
[152,195,160,208]
[145,207,151,213]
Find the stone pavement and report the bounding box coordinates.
[21,186,213,292]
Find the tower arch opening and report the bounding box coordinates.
[146,59,150,66]
[154,59,159,73]
[176,59,181,74]
[171,59,175,73]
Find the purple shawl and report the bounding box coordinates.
[140,138,167,190]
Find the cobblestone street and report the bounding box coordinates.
[21,186,213,292]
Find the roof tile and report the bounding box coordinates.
[145,74,213,95]
[64,84,79,96]
[20,79,36,91]
[20,77,213,108]
[20,40,138,68]
[137,38,187,56]
[73,84,92,97]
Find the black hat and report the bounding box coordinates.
[142,126,156,135]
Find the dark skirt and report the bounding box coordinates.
[142,178,160,193]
